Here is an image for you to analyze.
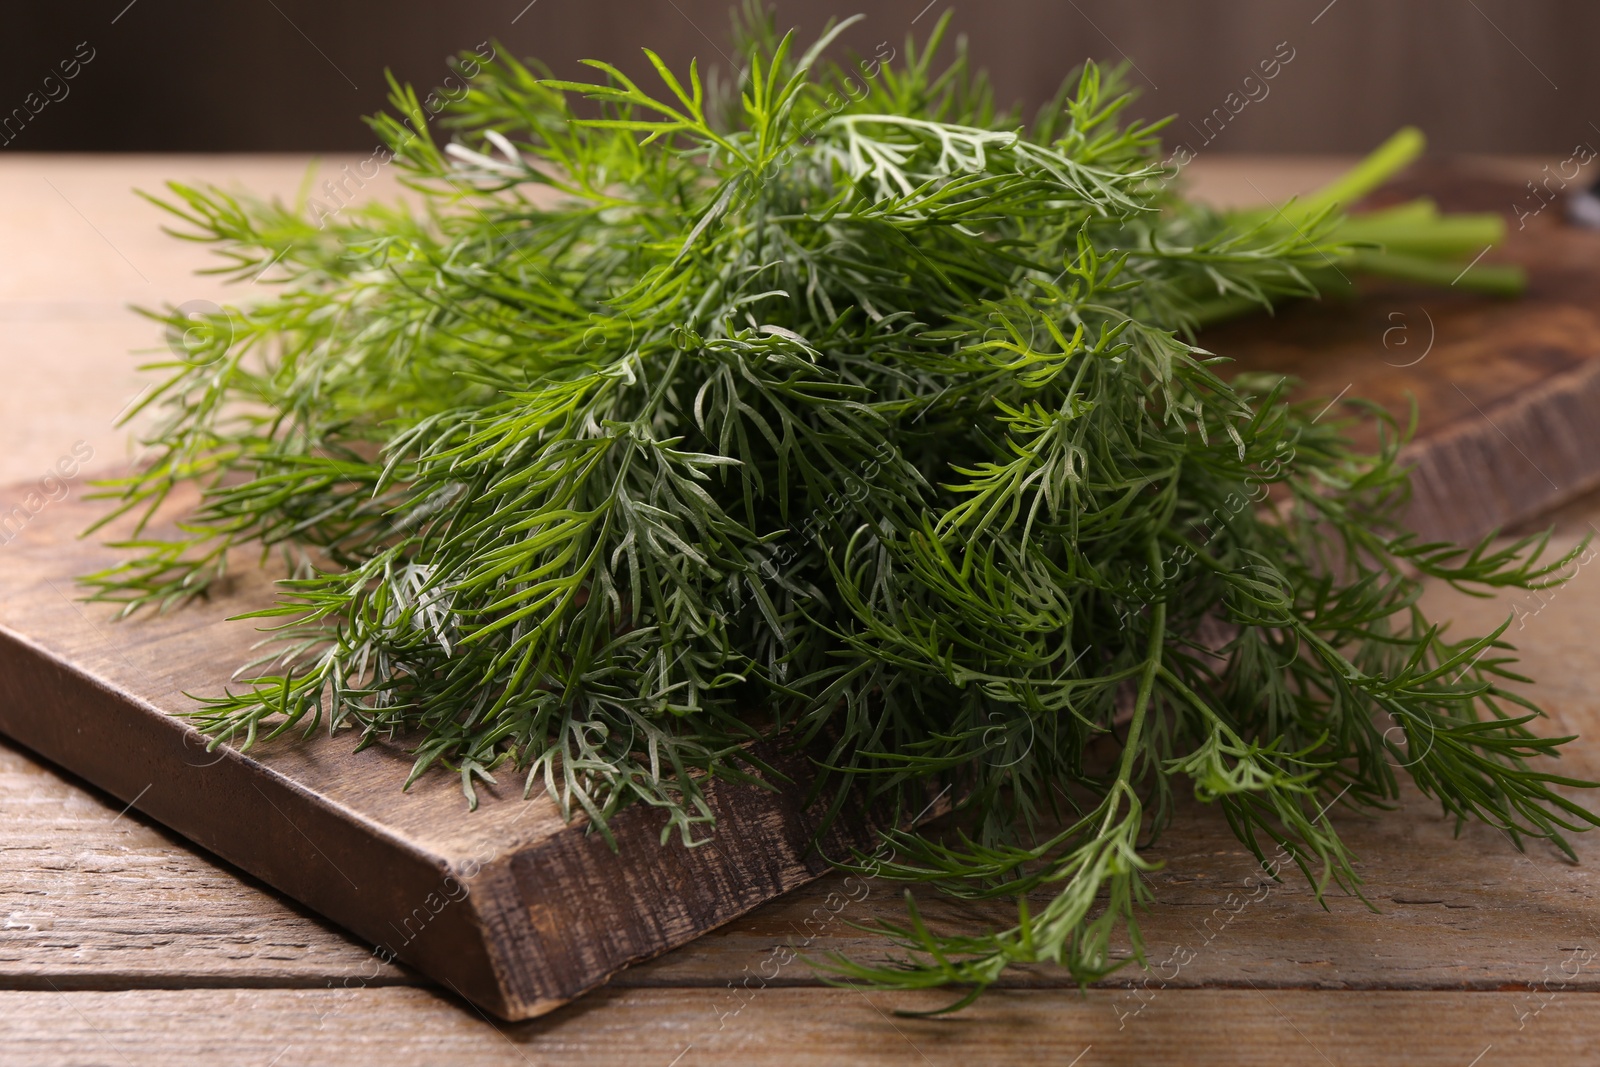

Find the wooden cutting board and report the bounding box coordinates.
[1210,160,1600,542]
[0,490,896,1022]
[0,162,1597,1024]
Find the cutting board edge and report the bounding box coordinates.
[0,608,887,1022]
[1402,355,1600,542]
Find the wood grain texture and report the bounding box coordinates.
[7,708,1599,1001]
[0,734,416,991]
[1210,159,1600,544]
[0,986,1592,1067]
[621,788,1600,997]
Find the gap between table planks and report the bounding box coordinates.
[5,988,1600,1067]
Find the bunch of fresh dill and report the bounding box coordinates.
[87,12,1594,1004]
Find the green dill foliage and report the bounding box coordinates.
[87,11,1594,1003]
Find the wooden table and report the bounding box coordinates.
[3,154,1600,1066]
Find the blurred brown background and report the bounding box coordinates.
[0,0,1593,154]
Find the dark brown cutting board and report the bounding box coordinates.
[0,490,892,1021]
[1209,160,1600,542]
[0,162,1597,1023]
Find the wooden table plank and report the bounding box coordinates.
[1,986,1592,1066]
[9,727,1598,1000]
[622,788,1600,996]
[0,155,399,488]
[0,736,417,990]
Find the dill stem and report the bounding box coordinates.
[1104,538,1166,834]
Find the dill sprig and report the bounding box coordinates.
[85,10,1594,1004]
